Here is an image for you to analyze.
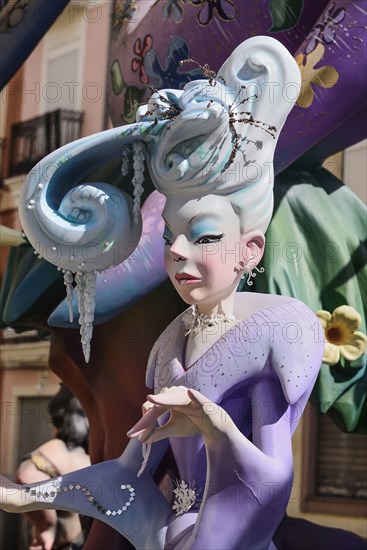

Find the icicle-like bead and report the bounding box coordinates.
[75,272,97,363]
[63,271,74,323]
[132,142,145,224]
[121,146,131,176]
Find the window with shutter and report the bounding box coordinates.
[301,405,367,516]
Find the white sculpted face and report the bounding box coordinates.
[163,194,264,312]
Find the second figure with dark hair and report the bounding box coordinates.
[16,384,90,550]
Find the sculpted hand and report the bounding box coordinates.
[0,475,24,512]
[127,399,168,439]
[127,387,199,441]
[128,386,237,445]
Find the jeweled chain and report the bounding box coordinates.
[23,482,135,517]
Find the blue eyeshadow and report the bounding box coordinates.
[189,221,222,240]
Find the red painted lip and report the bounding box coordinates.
[175,272,200,281]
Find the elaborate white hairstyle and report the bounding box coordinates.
[139,36,300,233]
[18,36,300,360]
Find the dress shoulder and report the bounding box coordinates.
[257,298,324,405]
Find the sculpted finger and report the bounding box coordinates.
[139,423,177,444]
[127,405,167,438]
[142,400,155,415]
[167,389,214,417]
[139,412,199,443]
[187,388,210,406]
[147,387,192,407]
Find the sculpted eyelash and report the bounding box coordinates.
[195,233,224,244]
[199,233,224,239]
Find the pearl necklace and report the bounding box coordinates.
[182,305,237,336]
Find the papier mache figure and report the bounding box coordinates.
[1,37,324,549]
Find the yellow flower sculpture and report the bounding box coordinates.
[316,306,367,366]
[295,43,339,108]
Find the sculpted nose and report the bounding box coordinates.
[170,235,189,261]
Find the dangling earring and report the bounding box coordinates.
[244,265,265,286]
[237,259,265,286]
[240,263,250,279]
[235,261,248,278]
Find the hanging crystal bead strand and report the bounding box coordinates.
[63,271,74,323]
[75,272,86,360]
[132,142,145,224]
[121,146,131,176]
[75,271,97,363]
[83,272,97,362]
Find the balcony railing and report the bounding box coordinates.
[9,109,84,176]
[0,327,50,344]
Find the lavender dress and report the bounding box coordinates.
[146,296,324,549]
[17,296,323,550]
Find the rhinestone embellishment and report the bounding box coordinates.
[172,480,198,516]
[22,481,136,517]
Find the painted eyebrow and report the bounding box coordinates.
[162,212,222,230]
[188,212,222,225]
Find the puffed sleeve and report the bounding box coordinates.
[266,300,324,406]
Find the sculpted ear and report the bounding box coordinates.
[241,231,266,269]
